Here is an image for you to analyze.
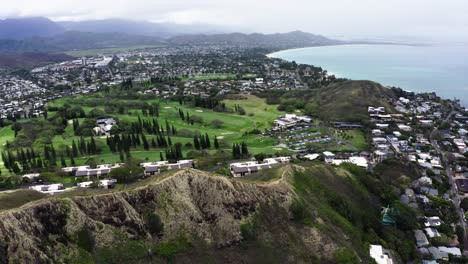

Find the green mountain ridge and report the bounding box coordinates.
[0,163,416,263]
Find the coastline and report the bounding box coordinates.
[266,44,468,107]
[266,41,430,58]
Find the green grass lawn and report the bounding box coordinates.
[222,94,283,130]
[44,94,290,165]
[193,73,236,81]
[336,129,368,151]
[0,93,291,177]
[63,45,165,57]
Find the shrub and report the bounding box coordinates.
[154,235,191,260]
[190,115,203,124]
[211,119,224,128]
[75,228,95,252]
[240,221,256,241]
[290,199,312,225]
[109,164,144,183]
[145,212,164,236]
[461,198,468,211]
[333,248,359,264]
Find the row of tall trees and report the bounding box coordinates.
[141,103,160,117]
[233,104,246,115]
[178,109,198,125]
[1,143,72,174]
[70,136,99,157]
[165,143,183,162]
[130,117,177,136]
[121,78,133,90]
[106,133,174,153]
[232,142,249,159]
[193,133,212,150]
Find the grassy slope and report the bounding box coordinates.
[316,80,397,121]
[0,189,46,211]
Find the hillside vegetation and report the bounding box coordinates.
[316,80,397,121]
[270,80,397,122]
[0,163,417,263]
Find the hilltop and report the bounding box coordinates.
[315,80,397,121]
[274,80,397,122]
[0,164,406,263]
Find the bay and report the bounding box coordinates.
[269,44,468,106]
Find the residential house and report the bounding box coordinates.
[229,157,290,177]
[414,230,430,247]
[141,160,194,176]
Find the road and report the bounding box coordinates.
[429,108,468,250]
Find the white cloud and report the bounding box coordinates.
[1,0,467,41]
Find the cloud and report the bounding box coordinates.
[1,0,467,41]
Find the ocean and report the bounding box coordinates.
[268,44,468,106]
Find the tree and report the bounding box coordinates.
[12,122,21,137]
[241,142,249,158]
[144,212,164,236]
[109,166,142,183]
[254,153,267,163]
[214,136,219,149]
[61,156,67,167]
[109,159,144,183]
[12,162,21,174]
[232,143,241,159]
[205,133,211,149]
[142,134,149,150]
[85,158,98,169]
[461,198,468,211]
[194,136,201,150]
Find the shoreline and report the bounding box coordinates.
[266,43,429,58]
[265,45,468,107]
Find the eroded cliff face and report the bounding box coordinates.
[0,168,339,263]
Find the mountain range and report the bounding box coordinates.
[0,17,229,40]
[58,19,227,38]
[0,17,65,40]
[0,18,342,56]
[0,17,343,69]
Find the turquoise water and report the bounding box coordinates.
[269,44,468,106]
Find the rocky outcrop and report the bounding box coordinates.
[0,169,299,263]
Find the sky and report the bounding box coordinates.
[1,0,468,42]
